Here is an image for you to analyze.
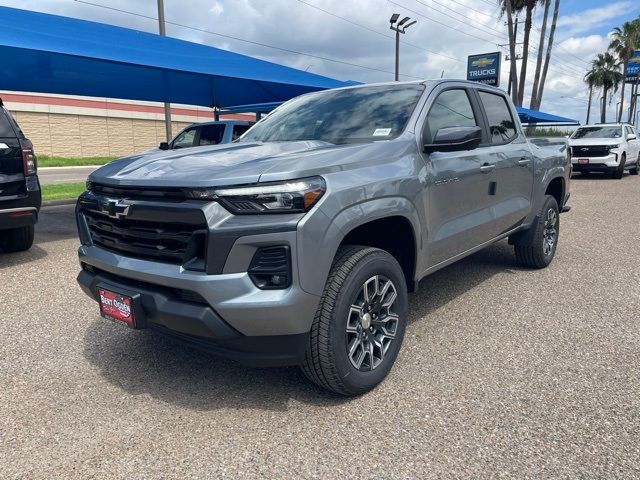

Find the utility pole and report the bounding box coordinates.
[389,14,416,82]
[157,0,172,142]
[501,16,522,96]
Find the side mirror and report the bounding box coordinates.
[159,142,170,150]
[424,126,482,153]
[627,134,637,141]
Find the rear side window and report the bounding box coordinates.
[0,109,16,137]
[478,91,517,144]
[425,89,477,141]
[198,124,225,146]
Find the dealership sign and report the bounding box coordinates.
[467,52,501,87]
[626,50,639,82]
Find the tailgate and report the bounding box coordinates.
[0,137,25,198]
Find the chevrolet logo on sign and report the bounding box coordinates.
[471,57,495,68]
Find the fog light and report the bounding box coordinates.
[248,246,291,289]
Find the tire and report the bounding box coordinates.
[612,153,626,179]
[301,246,408,396]
[514,195,559,269]
[0,225,35,253]
[630,155,639,175]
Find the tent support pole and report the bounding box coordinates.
[157,0,172,141]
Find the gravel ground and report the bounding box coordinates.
[1,174,639,478]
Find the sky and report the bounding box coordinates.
[2,0,640,124]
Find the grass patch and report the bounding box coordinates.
[38,156,115,168]
[41,182,86,202]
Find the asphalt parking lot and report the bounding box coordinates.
[1,174,639,478]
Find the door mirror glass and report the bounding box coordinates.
[159,142,169,150]
[424,126,482,153]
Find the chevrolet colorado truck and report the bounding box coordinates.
[76,80,571,395]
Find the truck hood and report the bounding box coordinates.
[88,140,408,187]
[568,138,623,147]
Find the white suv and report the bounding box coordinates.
[569,124,640,179]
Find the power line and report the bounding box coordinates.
[295,0,463,63]
[387,0,504,45]
[73,0,422,79]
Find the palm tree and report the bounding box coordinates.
[529,0,550,109]
[609,21,640,122]
[588,53,623,123]
[531,0,560,111]
[584,68,598,125]
[623,17,640,123]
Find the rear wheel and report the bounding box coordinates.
[0,225,35,253]
[612,153,626,179]
[302,246,408,396]
[514,195,559,269]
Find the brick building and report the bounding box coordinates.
[1,91,251,158]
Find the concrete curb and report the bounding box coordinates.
[42,199,77,207]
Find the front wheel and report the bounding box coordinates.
[612,153,626,179]
[514,195,559,269]
[302,246,408,396]
[630,155,639,175]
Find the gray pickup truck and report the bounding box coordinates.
[76,80,571,395]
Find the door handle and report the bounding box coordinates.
[518,157,531,166]
[480,163,495,173]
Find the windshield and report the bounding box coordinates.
[571,126,622,139]
[240,84,425,144]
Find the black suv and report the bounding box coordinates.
[0,98,40,252]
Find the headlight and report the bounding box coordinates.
[186,176,326,214]
[609,144,621,151]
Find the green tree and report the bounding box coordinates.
[609,20,640,122]
[583,67,598,125]
[587,52,623,123]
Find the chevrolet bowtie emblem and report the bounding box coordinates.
[100,198,131,219]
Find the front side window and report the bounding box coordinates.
[232,124,251,141]
[571,126,622,139]
[198,124,225,146]
[172,128,197,149]
[425,89,477,141]
[478,91,517,143]
[240,84,425,145]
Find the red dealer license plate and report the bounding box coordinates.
[98,288,135,326]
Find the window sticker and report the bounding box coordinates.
[373,128,392,136]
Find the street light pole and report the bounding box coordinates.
[389,14,416,82]
[157,0,172,142]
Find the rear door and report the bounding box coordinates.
[0,107,25,199]
[474,89,533,235]
[626,126,639,161]
[421,87,497,266]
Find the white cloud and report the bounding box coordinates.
[0,0,637,124]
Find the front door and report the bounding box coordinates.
[421,88,497,267]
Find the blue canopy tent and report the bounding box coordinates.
[516,106,579,126]
[0,6,352,108]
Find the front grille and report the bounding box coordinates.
[83,209,207,265]
[90,183,187,201]
[572,145,610,157]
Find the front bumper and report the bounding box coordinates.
[572,152,620,172]
[77,266,309,366]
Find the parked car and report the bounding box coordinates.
[569,123,640,178]
[154,120,253,152]
[0,98,40,253]
[76,80,571,395]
